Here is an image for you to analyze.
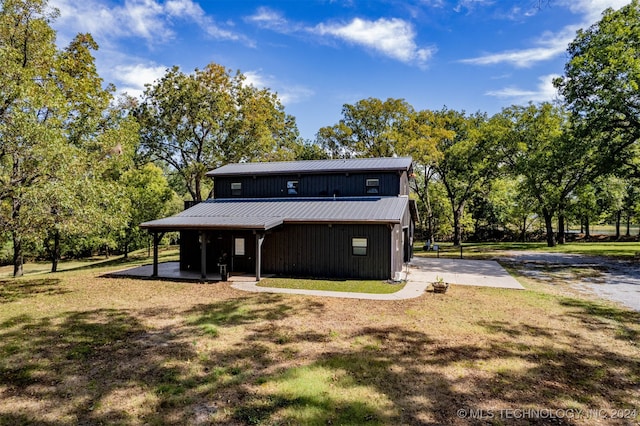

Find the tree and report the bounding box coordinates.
[488,103,600,247]
[555,1,640,177]
[0,0,62,276]
[317,98,413,158]
[0,2,137,275]
[431,109,497,246]
[404,109,452,241]
[119,163,175,258]
[137,64,300,202]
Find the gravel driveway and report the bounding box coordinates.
[496,251,640,312]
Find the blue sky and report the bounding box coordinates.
[50,0,630,141]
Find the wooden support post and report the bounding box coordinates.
[152,232,159,277]
[200,231,207,279]
[255,233,264,281]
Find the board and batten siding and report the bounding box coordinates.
[214,172,407,198]
[262,224,392,280]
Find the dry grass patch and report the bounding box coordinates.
[0,259,638,425]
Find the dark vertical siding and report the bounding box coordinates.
[262,224,392,279]
[214,172,402,199]
[180,230,255,274]
[180,231,200,270]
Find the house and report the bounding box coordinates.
[140,157,418,281]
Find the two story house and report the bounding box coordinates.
[140,157,418,281]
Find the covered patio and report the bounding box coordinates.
[106,261,263,283]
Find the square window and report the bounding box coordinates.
[352,237,368,256]
[231,182,242,196]
[287,180,298,195]
[366,178,379,194]
[234,237,245,256]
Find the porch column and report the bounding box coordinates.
[152,231,160,277]
[200,231,207,279]
[255,233,264,281]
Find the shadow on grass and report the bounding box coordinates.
[0,278,67,304]
[1,290,638,425]
[560,297,640,342]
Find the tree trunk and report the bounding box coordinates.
[626,213,631,237]
[452,203,464,246]
[585,216,591,239]
[12,232,24,278]
[615,210,621,239]
[520,216,527,242]
[558,214,566,245]
[12,197,23,277]
[50,229,60,273]
[543,209,556,247]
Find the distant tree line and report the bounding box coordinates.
[1,0,639,277]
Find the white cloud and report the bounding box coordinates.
[460,0,628,68]
[560,0,630,22]
[50,0,244,44]
[461,26,579,68]
[485,74,561,103]
[245,7,295,33]
[112,63,168,98]
[313,18,435,67]
[244,71,314,105]
[454,0,495,13]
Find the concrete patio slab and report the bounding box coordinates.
[409,257,525,290]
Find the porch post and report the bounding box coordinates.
[255,233,264,281]
[152,231,159,277]
[200,231,207,279]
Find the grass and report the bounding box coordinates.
[0,247,638,425]
[417,240,640,259]
[0,246,180,279]
[258,277,406,294]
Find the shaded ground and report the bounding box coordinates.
[497,251,640,312]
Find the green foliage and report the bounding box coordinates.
[136,63,300,201]
[119,163,175,256]
[555,0,640,176]
[317,97,413,158]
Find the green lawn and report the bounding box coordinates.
[416,240,640,259]
[0,246,638,425]
[258,277,406,294]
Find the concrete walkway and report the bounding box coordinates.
[230,257,524,299]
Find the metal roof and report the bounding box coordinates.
[140,196,409,231]
[206,157,413,177]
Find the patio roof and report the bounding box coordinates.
[139,196,410,232]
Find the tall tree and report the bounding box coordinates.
[0,0,62,276]
[555,0,640,177]
[404,109,453,241]
[137,64,300,202]
[317,98,413,158]
[431,109,497,246]
[489,103,583,247]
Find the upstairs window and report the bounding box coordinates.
[365,178,380,194]
[287,180,299,195]
[231,182,242,196]
[352,237,368,256]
